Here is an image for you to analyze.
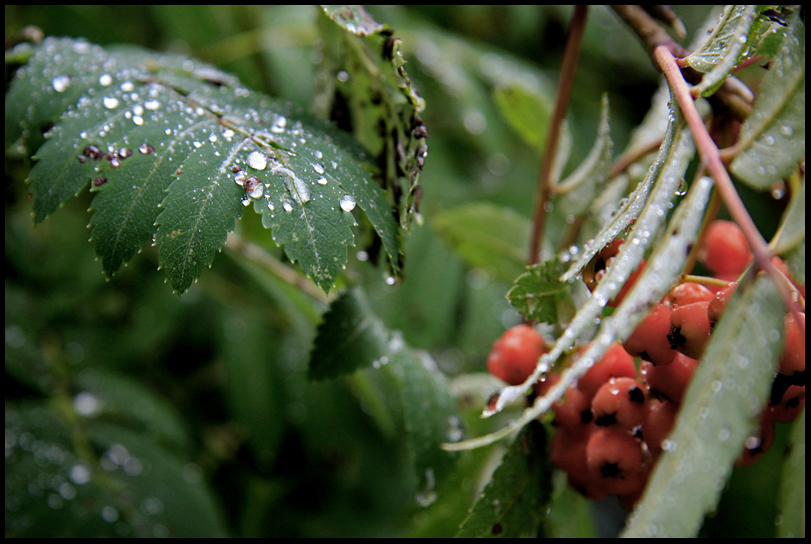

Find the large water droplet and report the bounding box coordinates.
[340,195,356,212]
[103,96,120,109]
[52,75,71,92]
[247,150,267,170]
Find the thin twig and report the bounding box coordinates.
[527,5,588,266]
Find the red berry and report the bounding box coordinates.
[586,429,644,495]
[577,343,636,399]
[778,312,805,377]
[699,220,752,276]
[707,281,739,322]
[591,377,649,432]
[487,324,546,385]
[640,353,698,404]
[642,399,679,454]
[582,238,646,307]
[668,301,712,359]
[667,282,714,307]
[624,303,678,366]
[552,385,593,430]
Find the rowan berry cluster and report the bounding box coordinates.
[486,221,804,507]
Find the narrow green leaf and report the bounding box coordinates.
[556,93,613,216]
[777,410,805,538]
[507,259,575,325]
[456,421,552,538]
[623,276,784,537]
[431,202,530,284]
[730,15,805,190]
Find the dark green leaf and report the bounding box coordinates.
[456,421,552,538]
[6,37,403,294]
[730,14,805,190]
[309,287,391,381]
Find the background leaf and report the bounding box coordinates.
[730,14,805,190]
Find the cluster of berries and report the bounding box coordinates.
[485,220,805,506]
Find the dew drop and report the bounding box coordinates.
[313,162,325,174]
[317,176,328,185]
[283,201,294,212]
[340,194,356,212]
[247,150,268,170]
[271,115,287,134]
[52,75,71,92]
[241,195,252,206]
[98,73,113,87]
[314,150,323,159]
[103,96,120,109]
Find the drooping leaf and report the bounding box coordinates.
[5,37,404,294]
[622,275,784,537]
[507,259,575,326]
[309,286,459,499]
[730,14,805,190]
[455,421,552,538]
[431,202,531,284]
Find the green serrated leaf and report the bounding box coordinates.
[623,275,784,537]
[685,5,757,97]
[308,288,391,381]
[456,421,552,538]
[730,15,805,190]
[8,37,403,294]
[507,259,575,325]
[431,202,530,285]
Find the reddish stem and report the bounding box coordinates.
[654,45,804,335]
[527,5,588,266]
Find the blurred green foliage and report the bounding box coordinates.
[5,5,800,538]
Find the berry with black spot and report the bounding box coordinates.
[585,429,644,495]
[591,377,649,432]
[624,303,678,366]
[640,353,698,404]
[668,301,712,359]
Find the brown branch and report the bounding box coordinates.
[527,5,588,266]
